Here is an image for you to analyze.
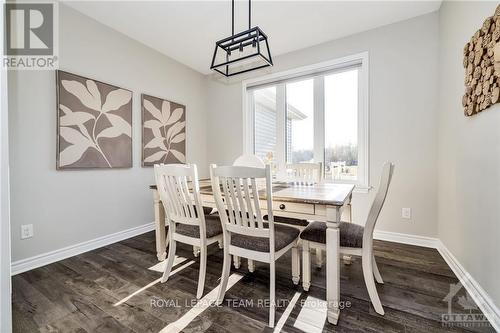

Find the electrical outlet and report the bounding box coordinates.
[402,208,412,220]
[21,224,33,239]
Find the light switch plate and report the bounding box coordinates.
[21,224,33,239]
[402,208,412,219]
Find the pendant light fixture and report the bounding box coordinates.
[210,0,273,77]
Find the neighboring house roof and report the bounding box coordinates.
[254,88,307,120]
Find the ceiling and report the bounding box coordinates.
[64,1,441,75]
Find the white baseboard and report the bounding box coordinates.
[374,230,439,248]
[374,230,499,330]
[437,240,500,332]
[10,223,500,331]
[11,222,155,275]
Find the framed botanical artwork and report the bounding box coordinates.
[141,93,186,166]
[56,70,132,169]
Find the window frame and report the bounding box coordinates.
[242,52,370,191]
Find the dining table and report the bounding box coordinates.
[149,179,354,325]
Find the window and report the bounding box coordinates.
[244,53,368,187]
[324,69,359,181]
[286,79,314,163]
[253,86,277,163]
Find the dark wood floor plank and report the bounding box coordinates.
[12,232,495,333]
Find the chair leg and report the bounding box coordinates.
[372,255,384,284]
[315,248,323,268]
[196,246,207,299]
[248,259,255,273]
[362,251,384,315]
[292,245,300,285]
[216,241,231,305]
[161,239,176,283]
[302,241,311,291]
[233,255,241,269]
[269,260,276,328]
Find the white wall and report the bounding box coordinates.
[0,1,12,329]
[206,13,440,238]
[8,4,208,262]
[438,1,500,310]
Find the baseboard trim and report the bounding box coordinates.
[374,230,499,330]
[11,222,155,275]
[10,224,500,331]
[373,230,439,248]
[436,240,500,332]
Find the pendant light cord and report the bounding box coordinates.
[249,0,251,30]
[231,0,252,35]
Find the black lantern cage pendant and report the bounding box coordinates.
[210,0,273,77]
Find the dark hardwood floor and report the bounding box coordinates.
[12,231,495,333]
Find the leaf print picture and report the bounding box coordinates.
[141,94,186,166]
[56,71,132,169]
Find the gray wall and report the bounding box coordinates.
[8,4,208,261]
[206,13,440,239]
[438,1,500,309]
[1,21,12,333]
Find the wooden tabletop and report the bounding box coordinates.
[151,179,354,206]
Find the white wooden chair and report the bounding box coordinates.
[232,154,265,271]
[270,162,325,267]
[283,162,322,185]
[300,162,394,315]
[154,163,223,299]
[210,164,300,328]
[233,154,266,168]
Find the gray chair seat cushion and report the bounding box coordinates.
[300,221,364,248]
[176,214,223,238]
[263,215,309,227]
[231,223,300,252]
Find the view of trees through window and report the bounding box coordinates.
[252,66,360,182]
[325,69,359,181]
[286,79,313,163]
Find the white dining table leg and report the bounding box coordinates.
[153,189,167,261]
[326,206,341,325]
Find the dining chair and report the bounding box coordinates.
[299,162,394,315]
[233,154,266,168]
[265,162,322,230]
[232,154,265,272]
[283,162,322,185]
[154,163,223,299]
[210,164,300,328]
[265,162,325,267]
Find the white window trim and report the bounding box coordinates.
[242,51,370,191]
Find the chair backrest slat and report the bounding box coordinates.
[284,162,322,184]
[210,164,271,238]
[227,177,243,226]
[154,164,204,227]
[180,175,196,219]
[242,178,256,228]
[250,177,264,229]
[220,177,235,225]
[363,162,394,244]
[234,178,250,227]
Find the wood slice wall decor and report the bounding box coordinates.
[463,4,500,116]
